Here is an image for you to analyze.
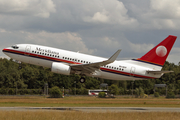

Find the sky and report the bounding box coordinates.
[0,0,180,64]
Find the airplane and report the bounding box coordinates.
[2,35,177,83]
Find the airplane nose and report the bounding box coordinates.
[2,48,8,53]
[2,48,6,52]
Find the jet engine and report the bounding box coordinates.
[51,62,71,75]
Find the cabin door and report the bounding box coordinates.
[130,67,136,76]
[25,45,31,56]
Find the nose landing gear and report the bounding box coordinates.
[18,65,22,69]
[18,61,22,70]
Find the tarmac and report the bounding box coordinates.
[0,107,180,112]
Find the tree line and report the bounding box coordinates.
[0,58,179,95]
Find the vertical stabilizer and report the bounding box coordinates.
[136,35,177,66]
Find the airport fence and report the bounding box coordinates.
[0,88,88,95]
[0,88,43,95]
[0,88,179,98]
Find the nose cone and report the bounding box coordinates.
[2,47,11,55]
[2,48,7,52]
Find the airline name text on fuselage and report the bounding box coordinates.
[36,47,59,55]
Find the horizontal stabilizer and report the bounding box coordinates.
[147,70,174,74]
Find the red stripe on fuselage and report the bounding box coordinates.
[100,67,156,79]
[3,48,80,64]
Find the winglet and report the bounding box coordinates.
[100,49,121,65]
[108,49,121,63]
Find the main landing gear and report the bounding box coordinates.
[79,77,86,83]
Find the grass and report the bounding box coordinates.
[0,111,179,120]
[0,96,179,120]
[0,96,179,107]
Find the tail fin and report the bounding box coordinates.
[136,35,177,66]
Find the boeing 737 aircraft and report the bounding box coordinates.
[2,35,177,83]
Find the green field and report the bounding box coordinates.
[0,96,179,107]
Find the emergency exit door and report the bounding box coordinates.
[130,67,136,76]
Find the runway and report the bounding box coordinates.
[0,107,180,112]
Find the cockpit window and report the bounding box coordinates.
[11,45,19,49]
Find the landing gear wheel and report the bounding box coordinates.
[18,63,22,70]
[18,66,22,69]
[79,77,86,83]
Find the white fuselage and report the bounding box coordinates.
[3,44,163,80]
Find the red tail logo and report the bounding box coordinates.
[136,35,177,66]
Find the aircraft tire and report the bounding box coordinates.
[18,66,22,69]
[79,77,86,83]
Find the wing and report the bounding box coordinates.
[70,49,121,74]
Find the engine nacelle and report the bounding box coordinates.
[51,62,71,75]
